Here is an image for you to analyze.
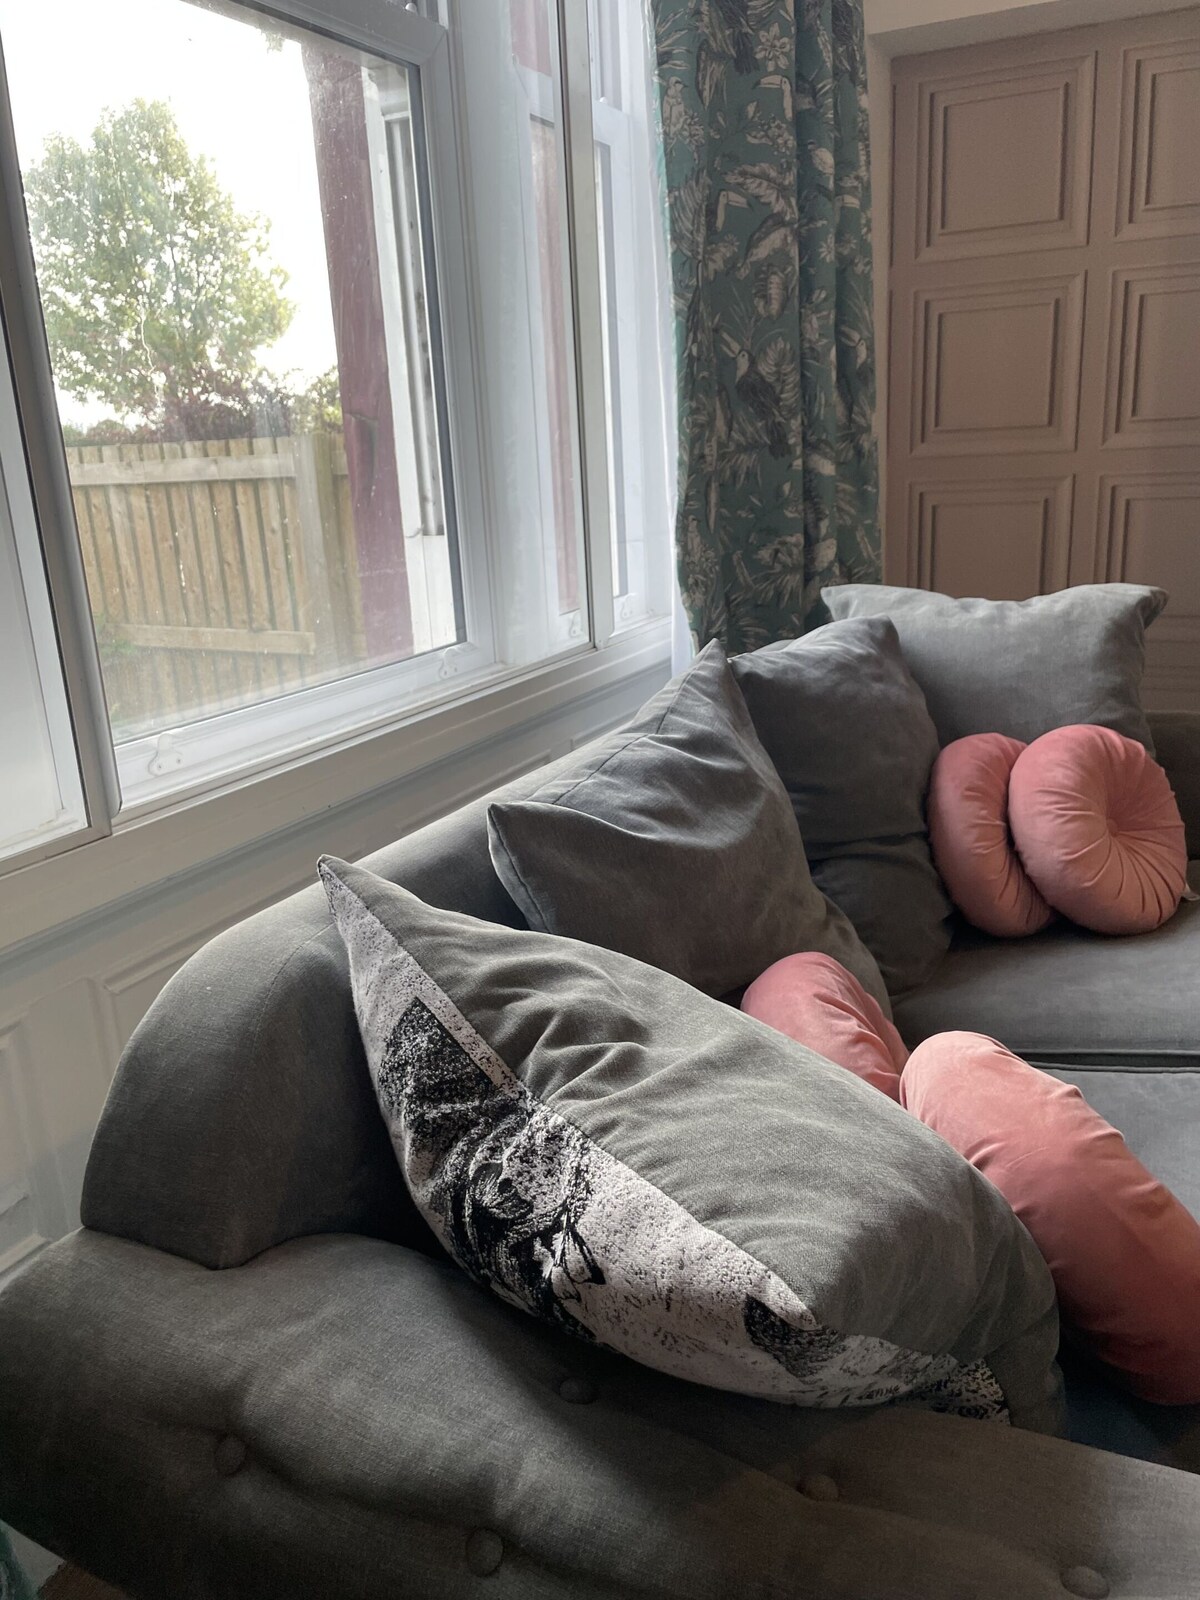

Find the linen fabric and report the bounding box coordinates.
[741,953,907,1101]
[731,618,951,994]
[321,855,1060,1422]
[893,863,1200,1066]
[487,640,888,1007]
[823,584,1166,750]
[1008,725,1188,935]
[901,1033,1200,1406]
[35,1232,1200,1600]
[928,734,1053,938]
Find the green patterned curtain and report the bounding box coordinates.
[652,0,880,651]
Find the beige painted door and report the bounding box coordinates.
[887,8,1200,709]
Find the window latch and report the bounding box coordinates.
[147,731,185,778]
[437,643,474,681]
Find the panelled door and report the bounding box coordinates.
[888,8,1200,709]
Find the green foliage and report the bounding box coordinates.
[24,99,295,432]
[287,367,343,433]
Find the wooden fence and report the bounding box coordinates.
[66,434,368,740]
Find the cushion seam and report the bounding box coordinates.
[486,817,549,933]
[529,661,702,813]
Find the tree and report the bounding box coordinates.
[23,99,294,435]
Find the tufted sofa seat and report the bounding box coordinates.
[3,1232,1200,1599]
[1,715,1200,1597]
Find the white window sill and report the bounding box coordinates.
[0,619,671,958]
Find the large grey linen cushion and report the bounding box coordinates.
[731,618,951,995]
[322,855,1060,1425]
[487,640,888,1007]
[823,584,1166,749]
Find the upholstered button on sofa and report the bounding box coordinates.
[1,711,1199,1598]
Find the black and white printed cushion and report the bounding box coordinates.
[320,856,1062,1424]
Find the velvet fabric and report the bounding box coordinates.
[902,1033,1200,1406]
[1008,726,1188,935]
[823,584,1166,751]
[741,953,907,1100]
[488,642,888,1006]
[732,619,951,995]
[928,734,1053,938]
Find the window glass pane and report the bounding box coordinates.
[528,110,581,617]
[0,0,459,755]
[449,0,586,661]
[588,0,674,628]
[0,339,87,863]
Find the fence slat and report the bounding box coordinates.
[253,436,306,699]
[162,440,222,716]
[205,439,263,709]
[292,432,350,672]
[69,449,296,486]
[111,622,316,656]
[63,430,380,737]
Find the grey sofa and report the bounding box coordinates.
[2,711,1200,1599]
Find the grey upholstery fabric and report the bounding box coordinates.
[824,583,1166,749]
[323,858,1059,1421]
[731,618,950,994]
[80,743,607,1270]
[7,1230,1200,1600]
[1151,710,1200,858]
[1060,1346,1200,1478]
[488,641,888,1005]
[894,864,1200,1066]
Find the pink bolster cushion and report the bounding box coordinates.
[901,1032,1200,1405]
[1009,724,1188,935]
[741,952,907,1100]
[928,734,1054,937]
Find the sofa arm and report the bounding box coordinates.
[3,1230,1199,1600]
[1150,710,1200,858]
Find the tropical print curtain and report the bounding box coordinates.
[651,0,880,652]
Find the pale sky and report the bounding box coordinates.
[0,0,344,423]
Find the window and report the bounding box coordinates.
[0,315,88,864]
[511,0,674,632]
[0,0,671,862]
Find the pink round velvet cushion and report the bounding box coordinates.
[927,734,1053,937]
[741,952,907,1101]
[901,1031,1200,1405]
[1009,724,1188,935]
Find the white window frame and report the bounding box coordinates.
[0,0,671,878]
[0,317,89,857]
[520,0,674,638]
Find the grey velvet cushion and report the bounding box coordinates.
[321,855,1060,1425]
[823,584,1166,750]
[487,640,888,1007]
[731,618,951,995]
[894,863,1200,1067]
